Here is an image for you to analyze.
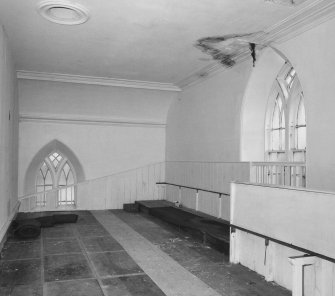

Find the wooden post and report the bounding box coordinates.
[195,190,199,211]
[288,255,316,296]
[218,194,222,219]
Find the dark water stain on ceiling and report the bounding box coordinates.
[195,32,264,68]
[264,0,307,6]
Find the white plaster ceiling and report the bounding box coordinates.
[0,0,310,83]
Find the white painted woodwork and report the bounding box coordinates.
[289,255,317,296]
[19,162,165,212]
[251,162,306,187]
[165,161,250,220]
[231,182,335,259]
[231,182,335,294]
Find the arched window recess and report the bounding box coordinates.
[266,62,306,163]
[35,151,76,207]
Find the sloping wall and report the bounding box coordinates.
[240,48,285,161]
[0,25,19,243]
[18,79,177,196]
[166,61,252,162]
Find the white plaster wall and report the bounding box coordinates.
[19,80,176,123]
[0,25,19,242]
[18,80,177,196]
[166,61,252,162]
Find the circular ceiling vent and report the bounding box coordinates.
[38,1,89,25]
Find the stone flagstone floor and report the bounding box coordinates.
[0,210,291,296]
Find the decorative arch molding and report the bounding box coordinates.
[24,140,85,194]
[240,46,304,161]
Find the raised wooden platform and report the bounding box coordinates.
[135,200,230,254]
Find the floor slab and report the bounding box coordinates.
[1,240,41,260]
[114,210,291,296]
[43,225,75,239]
[75,224,109,237]
[45,279,103,296]
[0,283,43,296]
[76,215,100,225]
[102,274,166,296]
[92,211,222,296]
[44,238,82,255]
[44,253,93,282]
[82,236,124,253]
[0,259,41,286]
[89,251,143,277]
[0,210,291,296]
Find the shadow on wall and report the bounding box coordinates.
[24,139,85,195]
[240,47,295,161]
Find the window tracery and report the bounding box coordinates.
[35,151,76,206]
[266,63,306,162]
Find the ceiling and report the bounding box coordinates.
[0,0,312,84]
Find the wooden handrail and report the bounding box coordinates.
[156,182,229,197]
[231,224,335,264]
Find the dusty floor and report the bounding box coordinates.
[0,210,291,296]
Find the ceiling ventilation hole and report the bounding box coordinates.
[37,1,89,25]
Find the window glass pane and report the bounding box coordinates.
[268,152,278,161]
[278,97,283,111]
[59,189,66,202]
[63,163,70,177]
[36,172,44,186]
[49,152,63,169]
[272,103,280,129]
[280,128,285,150]
[59,162,75,189]
[59,171,66,186]
[280,110,285,128]
[40,162,48,176]
[272,130,280,150]
[45,170,52,185]
[68,171,74,184]
[297,126,306,149]
[297,99,306,125]
[293,151,305,162]
[45,185,53,191]
[36,186,44,193]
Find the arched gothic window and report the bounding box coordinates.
[266,63,306,162]
[292,95,306,161]
[35,152,76,207]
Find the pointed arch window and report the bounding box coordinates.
[58,162,75,205]
[292,94,306,161]
[48,152,63,169]
[35,151,76,207]
[266,63,306,162]
[270,95,286,153]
